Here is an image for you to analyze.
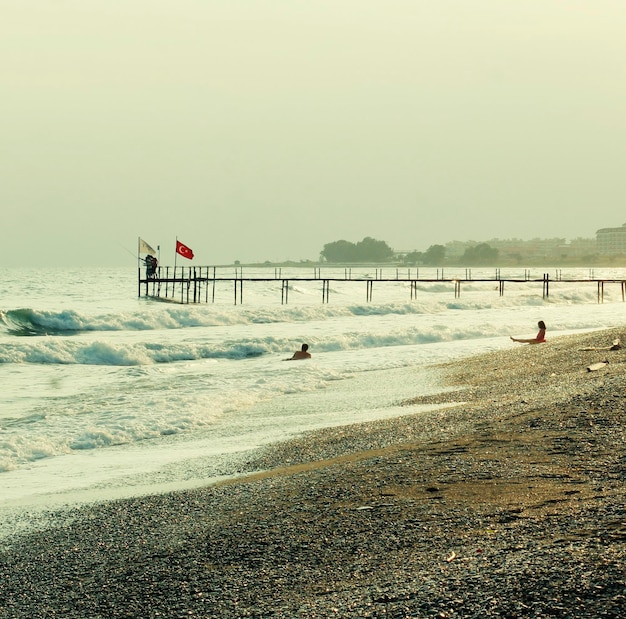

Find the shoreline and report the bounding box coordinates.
[1,329,625,617]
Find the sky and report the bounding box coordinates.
[2,0,626,267]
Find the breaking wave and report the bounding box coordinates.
[0,324,492,366]
[0,283,600,338]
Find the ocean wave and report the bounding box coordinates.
[0,280,609,342]
[0,296,539,337]
[0,321,536,367]
[0,339,265,366]
[0,305,412,336]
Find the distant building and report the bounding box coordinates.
[487,238,566,260]
[447,238,570,260]
[443,240,468,259]
[558,237,597,258]
[596,224,626,255]
[401,232,604,263]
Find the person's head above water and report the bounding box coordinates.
[285,343,311,360]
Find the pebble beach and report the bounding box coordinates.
[1,329,625,618]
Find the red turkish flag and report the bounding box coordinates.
[176,240,194,260]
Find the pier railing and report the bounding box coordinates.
[138,266,626,305]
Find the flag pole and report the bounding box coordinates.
[174,236,178,273]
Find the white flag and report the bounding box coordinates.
[139,238,156,255]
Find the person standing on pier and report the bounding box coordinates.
[145,255,158,278]
[285,343,311,360]
[510,321,546,344]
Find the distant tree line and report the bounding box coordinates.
[403,242,499,265]
[321,238,500,266]
[403,245,446,265]
[320,237,395,262]
[405,242,498,265]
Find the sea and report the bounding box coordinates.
[1,264,625,537]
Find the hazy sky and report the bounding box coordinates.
[3,0,626,266]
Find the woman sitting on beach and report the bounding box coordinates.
[510,320,546,344]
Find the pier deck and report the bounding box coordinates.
[138,266,626,305]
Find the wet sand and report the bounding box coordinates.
[1,329,625,618]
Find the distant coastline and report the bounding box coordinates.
[234,257,626,268]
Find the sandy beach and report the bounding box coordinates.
[1,329,625,618]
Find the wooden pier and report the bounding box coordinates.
[138,266,626,305]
